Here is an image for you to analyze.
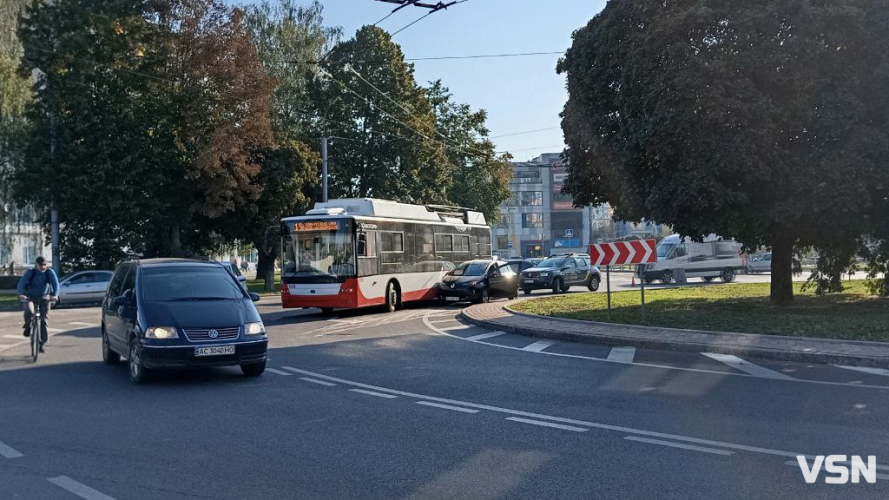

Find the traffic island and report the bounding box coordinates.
[460,282,889,368]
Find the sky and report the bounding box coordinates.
[240,0,607,161]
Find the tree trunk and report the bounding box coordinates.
[770,234,795,305]
[170,221,182,257]
[256,250,276,293]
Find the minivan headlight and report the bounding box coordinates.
[245,322,266,335]
[145,326,178,339]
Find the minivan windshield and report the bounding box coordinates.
[537,257,566,269]
[452,262,489,277]
[657,243,677,258]
[141,266,246,302]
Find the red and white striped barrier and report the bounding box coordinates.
[589,240,657,267]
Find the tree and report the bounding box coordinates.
[427,81,512,223]
[14,0,276,268]
[558,0,889,304]
[303,26,452,204]
[241,0,336,290]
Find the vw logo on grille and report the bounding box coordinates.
[208,329,219,339]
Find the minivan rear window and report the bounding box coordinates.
[141,267,246,302]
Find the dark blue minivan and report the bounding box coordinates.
[101,259,268,383]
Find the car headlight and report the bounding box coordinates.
[540,272,550,277]
[145,326,179,339]
[245,321,266,335]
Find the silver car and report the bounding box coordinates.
[58,270,114,306]
[746,253,772,273]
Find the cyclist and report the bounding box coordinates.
[16,256,60,353]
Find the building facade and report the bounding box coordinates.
[493,153,666,259]
[0,203,52,273]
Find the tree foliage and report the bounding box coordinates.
[14,0,275,269]
[558,0,889,304]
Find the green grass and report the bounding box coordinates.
[0,293,21,311]
[512,281,889,342]
[246,273,281,295]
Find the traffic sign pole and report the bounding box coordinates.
[590,239,656,322]
[639,264,646,322]
[606,265,611,316]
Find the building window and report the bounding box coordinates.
[512,171,541,184]
[495,235,509,250]
[518,191,543,207]
[522,213,544,228]
[13,206,35,224]
[23,242,38,264]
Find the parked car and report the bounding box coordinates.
[57,270,113,306]
[641,234,744,284]
[521,254,601,294]
[438,259,519,304]
[220,261,248,284]
[101,259,267,383]
[746,253,772,273]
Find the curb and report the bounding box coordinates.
[459,304,889,369]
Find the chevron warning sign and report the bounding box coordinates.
[589,240,658,267]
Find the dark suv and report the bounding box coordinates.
[438,259,520,304]
[521,254,601,294]
[101,259,268,383]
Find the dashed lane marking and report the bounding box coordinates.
[421,314,889,390]
[285,366,889,471]
[349,388,398,399]
[416,401,479,414]
[0,440,24,459]
[464,331,506,341]
[48,476,117,500]
[299,377,337,387]
[522,340,558,353]
[69,322,99,327]
[506,417,588,432]
[832,365,889,377]
[625,436,734,456]
[701,353,796,381]
[265,368,292,376]
[607,346,636,363]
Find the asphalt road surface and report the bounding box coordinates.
[1,289,887,500]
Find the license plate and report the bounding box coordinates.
[445,296,460,302]
[524,279,535,284]
[195,345,235,357]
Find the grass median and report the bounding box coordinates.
[0,293,20,312]
[512,281,889,342]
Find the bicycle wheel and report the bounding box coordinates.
[31,319,39,362]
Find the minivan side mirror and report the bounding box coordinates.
[249,292,261,302]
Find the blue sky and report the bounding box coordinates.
[239,0,606,160]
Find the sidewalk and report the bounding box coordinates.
[461,302,889,368]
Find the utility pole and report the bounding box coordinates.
[321,137,329,203]
[48,70,60,270]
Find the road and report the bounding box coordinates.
[1,289,888,499]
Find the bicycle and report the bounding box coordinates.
[20,295,55,363]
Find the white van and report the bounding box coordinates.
[641,234,744,284]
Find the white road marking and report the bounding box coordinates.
[349,388,398,399]
[47,327,64,333]
[701,353,796,381]
[0,440,24,459]
[265,368,292,376]
[423,313,889,391]
[416,401,479,414]
[506,417,588,432]
[48,476,117,500]
[285,366,889,471]
[833,365,889,377]
[2,334,24,339]
[439,325,471,332]
[784,460,889,481]
[464,331,506,341]
[427,318,459,324]
[607,346,636,363]
[296,376,336,387]
[69,322,98,327]
[522,340,558,352]
[625,436,734,456]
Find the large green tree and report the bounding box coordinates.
[15,0,275,268]
[558,0,889,304]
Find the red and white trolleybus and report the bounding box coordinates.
[280,199,491,313]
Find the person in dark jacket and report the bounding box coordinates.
[16,256,60,352]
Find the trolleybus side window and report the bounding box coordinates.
[358,231,378,277]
